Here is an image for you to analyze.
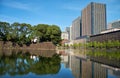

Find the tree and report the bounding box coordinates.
[0,21,62,46]
[46,25,61,45]
[10,22,32,46]
[0,21,11,41]
[34,24,49,42]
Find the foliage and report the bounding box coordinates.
[63,43,83,49]
[62,40,120,49]
[46,25,61,45]
[0,21,61,46]
[0,52,61,75]
[87,49,120,60]
[86,49,120,68]
[86,40,120,48]
[0,21,11,41]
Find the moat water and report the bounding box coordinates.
[0,49,120,78]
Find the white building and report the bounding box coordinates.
[61,32,69,40]
[101,28,120,34]
[107,19,120,29]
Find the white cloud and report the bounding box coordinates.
[0,14,31,23]
[2,1,31,11]
[0,14,18,22]
[1,1,41,12]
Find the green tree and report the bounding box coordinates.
[0,21,62,46]
[46,25,61,45]
[0,21,11,41]
[10,22,32,46]
[35,24,49,42]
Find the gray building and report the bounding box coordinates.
[65,27,70,40]
[70,25,72,41]
[82,2,107,36]
[108,20,120,29]
[71,16,82,40]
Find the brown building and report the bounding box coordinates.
[71,16,81,40]
[82,2,107,36]
[69,55,107,78]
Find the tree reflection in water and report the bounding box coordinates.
[0,51,61,76]
[87,49,120,68]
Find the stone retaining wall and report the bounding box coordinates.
[0,41,56,50]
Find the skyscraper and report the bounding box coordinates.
[82,2,107,36]
[71,16,82,40]
[65,27,70,40]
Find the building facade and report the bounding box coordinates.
[65,27,70,40]
[69,55,107,78]
[82,2,107,36]
[71,16,82,40]
[61,32,69,40]
[108,20,120,29]
[70,25,72,41]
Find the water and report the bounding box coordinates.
[0,49,120,78]
[59,49,120,78]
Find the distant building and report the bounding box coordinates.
[101,28,120,34]
[70,25,72,41]
[72,16,82,40]
[65,27,70,40]
[107,20,120,29]
[61,32,69,40]
[82,2,107,36]
[74,36,89,44]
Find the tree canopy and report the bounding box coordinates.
[0,21,61,45]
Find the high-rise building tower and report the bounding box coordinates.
[65,27,70,40]
[72,16,82,40]
[82,2,107,36]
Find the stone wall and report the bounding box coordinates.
[0,41,56,50]
[90,30,120,42]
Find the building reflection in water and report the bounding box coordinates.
[61,50,120,78]
[69,55,107,78]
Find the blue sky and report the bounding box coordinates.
[0,0,120,31]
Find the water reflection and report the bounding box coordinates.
[87,49,120,68]
[66,49,120,78]
[0,49,120,78]
[0,51,61,76]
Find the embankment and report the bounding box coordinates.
[0,41,56,50]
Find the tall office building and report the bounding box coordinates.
[82,2,107,36]
[70,25,72,41]
[65,27,70,40]
[72,16,82,40]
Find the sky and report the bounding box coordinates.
[0,0,120,31]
